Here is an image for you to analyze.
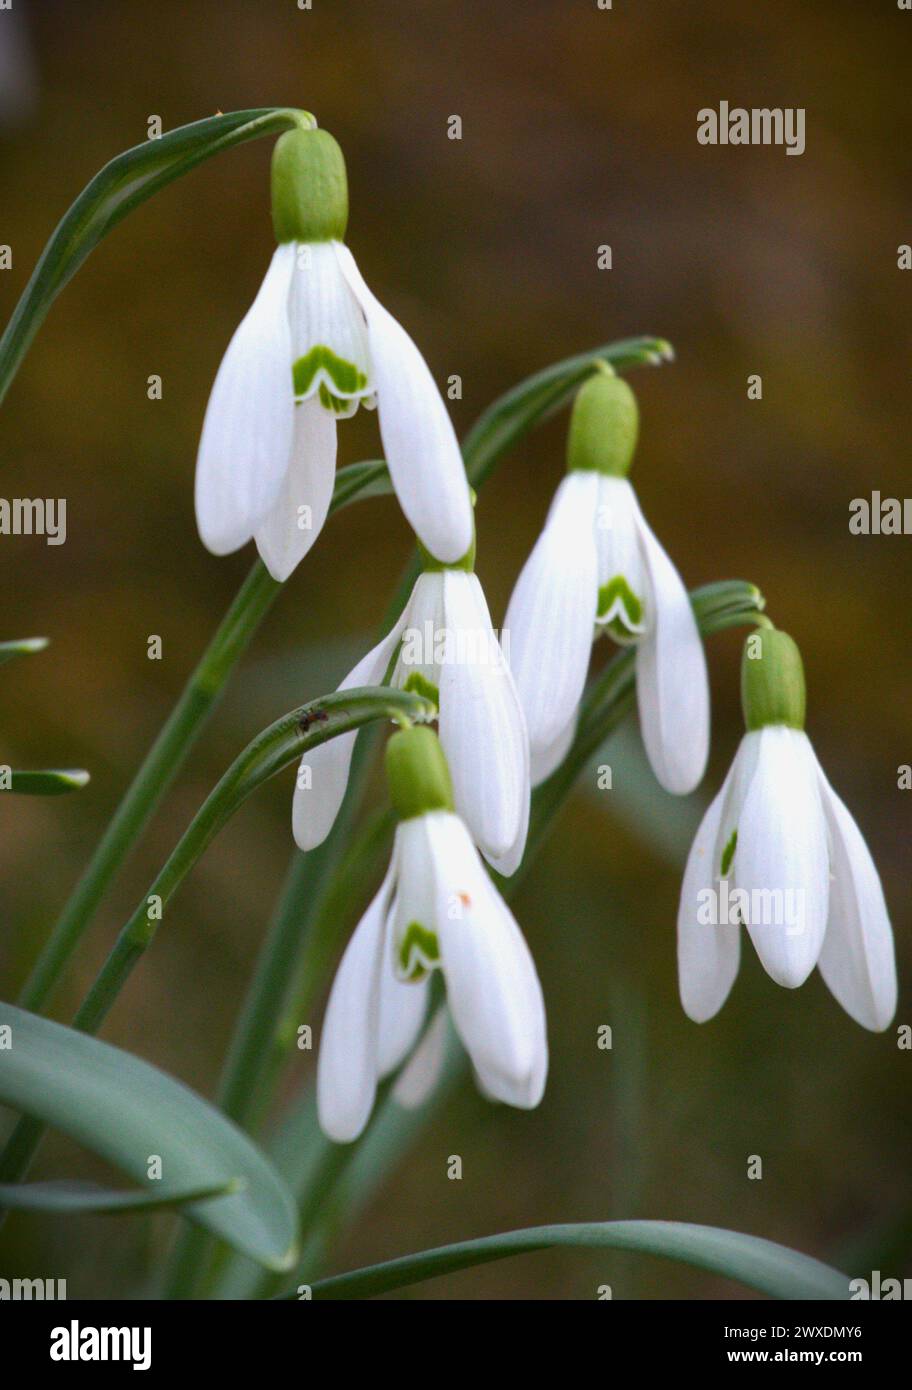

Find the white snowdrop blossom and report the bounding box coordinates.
[195,125,473,582]
[677,629,897,1031]
[293,556,530,875]
[317,728,547,1143]
[505,368,709,793]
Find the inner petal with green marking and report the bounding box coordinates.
[292,345,372,417]
[397,921,440,983]
[720,828,738,877]
[401,670,440,709]
[597,574,646,645]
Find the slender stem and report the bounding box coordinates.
[17,560,281,1013]
[0,687,433,1197]
[246,581,768,1298]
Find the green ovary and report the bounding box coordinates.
[597,575,644,644]
[292,345,369,413]
[397,922,440,982]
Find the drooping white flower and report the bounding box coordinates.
[195,126,473,582]
[293,554,530,875]
[505,367,709,794]
[677,628,896,1031]
[317,728,547,1143]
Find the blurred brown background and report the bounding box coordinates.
[1,0,910,1298]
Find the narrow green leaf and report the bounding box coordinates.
[0,107,311,408]
[303,1220,851,1302]
[6,769,90,796]
[0,637,49,668]
[0,1177,240,1215]
[0,1003,296,1269]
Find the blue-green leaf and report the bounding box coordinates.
[0,637,48,668]
[0,1004,297,1270]
[0,1177,240,1215]
[304,1220,851,1301]
[6,769,90,796]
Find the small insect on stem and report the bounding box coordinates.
[298,707,330,734]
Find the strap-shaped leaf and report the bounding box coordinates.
[6,769,90,796]
[0,637,48,668]
[303,1220,851,1301]
[0,107,310,407]
[0,1003,296,1270]
[0,1177,238,1214]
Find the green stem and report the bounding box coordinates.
[18,559,281,1012]
[0,687,434,1196]
[244,580,767,1298]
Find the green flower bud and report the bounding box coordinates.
[741,628,806,732]
[385,726,455,821]
[271,128,348,245]
[566,367,639,477]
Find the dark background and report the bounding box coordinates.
[1,0,910,1298]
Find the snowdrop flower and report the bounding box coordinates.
[195,124,473,581]
[317,727,547,1143]
[678,627,897,1030]
[293,535,530,875]
[505,366,709,792]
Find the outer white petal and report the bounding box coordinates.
[254,398,337,581]
[332,243,472,563]
[529,714,577,788]
[736,726,829,988]
[677,765,740,1022]
[427,813,548,1108]
[504,471,599,760]
[814,764,897,1031]
[632,499,709,794]
[292,607,408,850]
[195,244,296,555]
[316,864,395,1143]
[438,571,530,874]
[392,1004,450,1109]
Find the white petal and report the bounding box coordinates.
[736,727,829,988]
[633,499,710,794]
[388,818,440,978]
[195,244,296,555]
[529,715,577,788]
[332,242,472,564]
[392,1004,450,1109]
[377,954,429,1077]
[438,571,530,874]
[391,570,446,691]
[594,476,648,638]
[292,608,408,851]
[254,398,337,581]
[316,865,395,1143]
[815,764,897,1031]
[504,471,599,760]
[677,767,740,1022]
[288,241,372,414]
[426,813,548,1108]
